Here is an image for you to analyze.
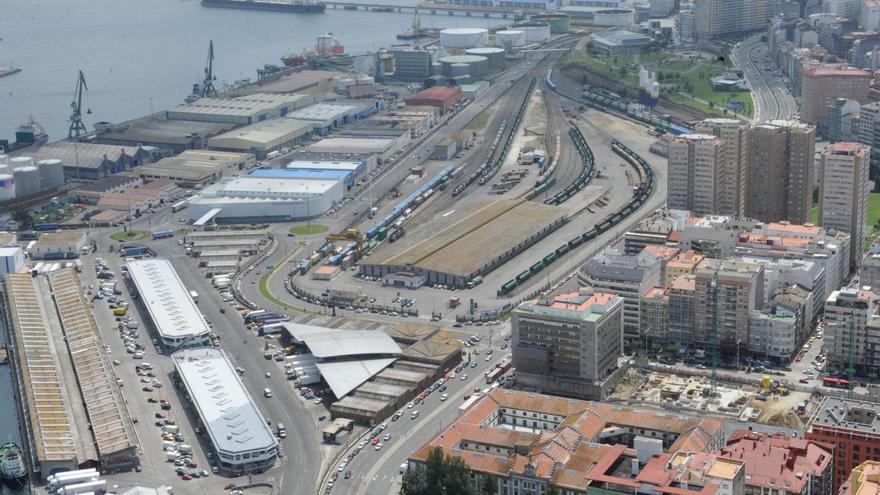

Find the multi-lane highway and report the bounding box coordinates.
[732,35,798,122]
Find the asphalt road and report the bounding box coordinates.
[732,36,798,122]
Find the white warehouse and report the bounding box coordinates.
[172,348,278,475]
[126,258,211,350]
[187,174,343,222]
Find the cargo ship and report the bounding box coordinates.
[0,117,48,154]
[281,33,344,67]
[201,0,326,13]
[0,442,26,480]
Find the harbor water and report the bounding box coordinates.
[0,0,505,140]
[0,314,27,495]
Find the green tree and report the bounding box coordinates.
[12,209,31,229]
[480,474,498,495]
[402,467,429,495]
[425,447,444,489]
[442,455,475,495]
[546,485,560,495]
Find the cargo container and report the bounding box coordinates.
[57,479,106,495]
[47,469,100,488]
[120,246,153,258]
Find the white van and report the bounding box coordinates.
[264,388,273,398]
[410,410,420,420]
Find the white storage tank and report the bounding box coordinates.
[594,9,635,27]
[496,30,526,48]
[13,165,40,198]
[37,159,65,189]
[0,174,15,202]
[512,22,551,43]
[440,28,489,49]
[465,47,506,69]
[9,156,33,169]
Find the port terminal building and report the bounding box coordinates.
[172,348,278,475]
[207,118,315,159]
[287,102,373,135]
[3,270,138,481]
[166,93,316,125]
[135,150,256,188]
[125,258,212,350]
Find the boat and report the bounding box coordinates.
[201,0,326,13]
[0,442,26,480]
[281,53,307,67]
[0,117,48,154]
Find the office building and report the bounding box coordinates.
[819,142,870,269]
[746,120,815,225]
[823,288,880,375]
[807,397,880,492]
[695,0,770,44]
[694,118,750,216]
[694,259,765,352]
[719,430,833,495]
[391,48,433,82]
[650,0,678,17]
[801,66,871,124]
[667,133,729,214]
[667,274,697,347]
[512,290,624,399]
[860,254,880,291]
[642,286,669,343]
[825,0,861,18]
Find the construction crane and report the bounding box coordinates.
[200,40,218,98]
[68,70,91,138]
[848,309,856,399]
[709,248,728,394]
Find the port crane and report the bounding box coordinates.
[200,40,218,98]
[68,70,91,138]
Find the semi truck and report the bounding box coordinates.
[57,479,106,495]
[152,230,174,239]
[47,469,100,489]
[119,246,153,258]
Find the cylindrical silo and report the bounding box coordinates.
[13,165,40,198]
[0,174,15,202]
[37,159,65,189]
[496,30,526,48]
[530,14,571,33]
[448,63,469,78]
[9,156,33,169]
[465,47,506,69]
[439,55,489,79]
[440,28,489,49]
[512,23,551,44]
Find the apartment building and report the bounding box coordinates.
[819,142,870,270]
[667,134,729,214]
[580,246,664,342]
[642,286,669,343]
[748,306,799,361]
[694,118,751,217]
[807,397,880,492]
[841,460,880,495]
[668,274,697,347]
[801,66,870,124]
[823,288,880,375]
[861,0,880,32]
[719,430,834,495]
[746,121,815,225]
[694,0,771,44]
[408,389,730,495]
[859,254,880,291]
[665,250,705,285]
[694,259,765,351]
[512,290,624,399]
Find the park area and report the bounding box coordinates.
[560,46,753,118]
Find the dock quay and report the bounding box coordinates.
[326,2,528,18]
[2,269,138,483]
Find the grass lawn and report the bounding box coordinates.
[466,100,502,131]
[289,224,329,235]
[257,244,315,313]
[111,230,148,241]
[559,47,753,118]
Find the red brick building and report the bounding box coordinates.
[405,86,462,115]
[806,397,880,493]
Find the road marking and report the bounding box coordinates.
[442,210,456,217]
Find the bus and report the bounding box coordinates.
[486,359,512,383]
[823,377,851,389]
[172,200,188,213]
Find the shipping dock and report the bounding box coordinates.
[201,0,326,13]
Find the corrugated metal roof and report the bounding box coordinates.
[126,258,210,341]
[284,323,401,358]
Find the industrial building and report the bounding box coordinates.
[591,29,652,54]
[166,93,315,125]
[207,118,314,159]
[391,48,433,82]
[356,106,438,138]
[172,348,278,475]
[287,102,373,135]
[187,174,343,222]
[95,116,237,154]
[3,270,138,481]
[289,150,378,173]
[23,142,147,181]
[30,231,87,260]
[361,199,568,288]
[305,136,402,163]
[513,290,625,399]
[0,247,25,280]
[284,158,367,187]
[75,175,143,204]
[126,258,211,350]
[94,178,177,217]
[136,149,255,188]
[405,86,463,115]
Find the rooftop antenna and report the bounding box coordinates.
[68,70,90,138]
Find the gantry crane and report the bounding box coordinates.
[200,40,218,98]
[68,70,90,138]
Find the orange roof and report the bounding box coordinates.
[548,291,617,312]
[765,222,821,235]
[643,245,679,259]
[644,286,668,299]
[670,274,696,291]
